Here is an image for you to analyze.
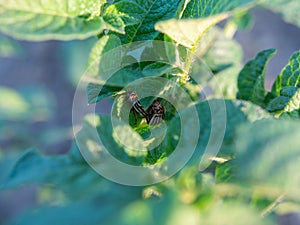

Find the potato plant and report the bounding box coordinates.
[0,0,300,224]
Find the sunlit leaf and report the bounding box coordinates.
[155,14,229,48]
[117,0,185,43]
[0,0,104,41]
[182,0,254,18]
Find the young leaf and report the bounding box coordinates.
[182,0,254,18]
[0,0,105,41]
[103,13,125,34]
[237,48,276,107]
[155,14,229,48]
[271,50,300,96]
[266,86,300,117]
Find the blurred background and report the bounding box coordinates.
[0,8,299,225]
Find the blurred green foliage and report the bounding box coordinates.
[1,0,300,225]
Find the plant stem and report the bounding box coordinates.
[261,194,286,217]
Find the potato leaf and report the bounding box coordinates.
[234,119,300,200]
[182,0,254,18]
[155,14,229,48]
[271,50,300,96]
[237,48,276,107]
[0,0,105,41]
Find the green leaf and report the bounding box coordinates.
[85,63,145,104]
[89,63,144,88]
[163,35,177,64]
[262,0,300,28]
[155,14,229,48]
[103,13,125,34]
[271,50,300,96]
[77,114,147,166]
[234,119,300,199]
[104,0,144,26]
[200,28,243,73]
[182,0,254,18]
[215,160,235,183]
[196,28,243,99]
[87,35,121,77]
[266,86,300,117]
[118,188,272,225]
[13,193,140,225]
[231,10,254,30]
[4,148,143,225]
[194,99,248,158]
[86,83,122,104]
[237,100,271,122]
[2,149,69,189]
[0,0,104,41]
[208,66,241,99]
[237,48,276,107]
[266,96,290,112]
[116,0,185,43]
[142,62,183,76]
[165,99,248,168]
[267,51,300,117]
[1,144,143,197]
[279,85,299,97]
